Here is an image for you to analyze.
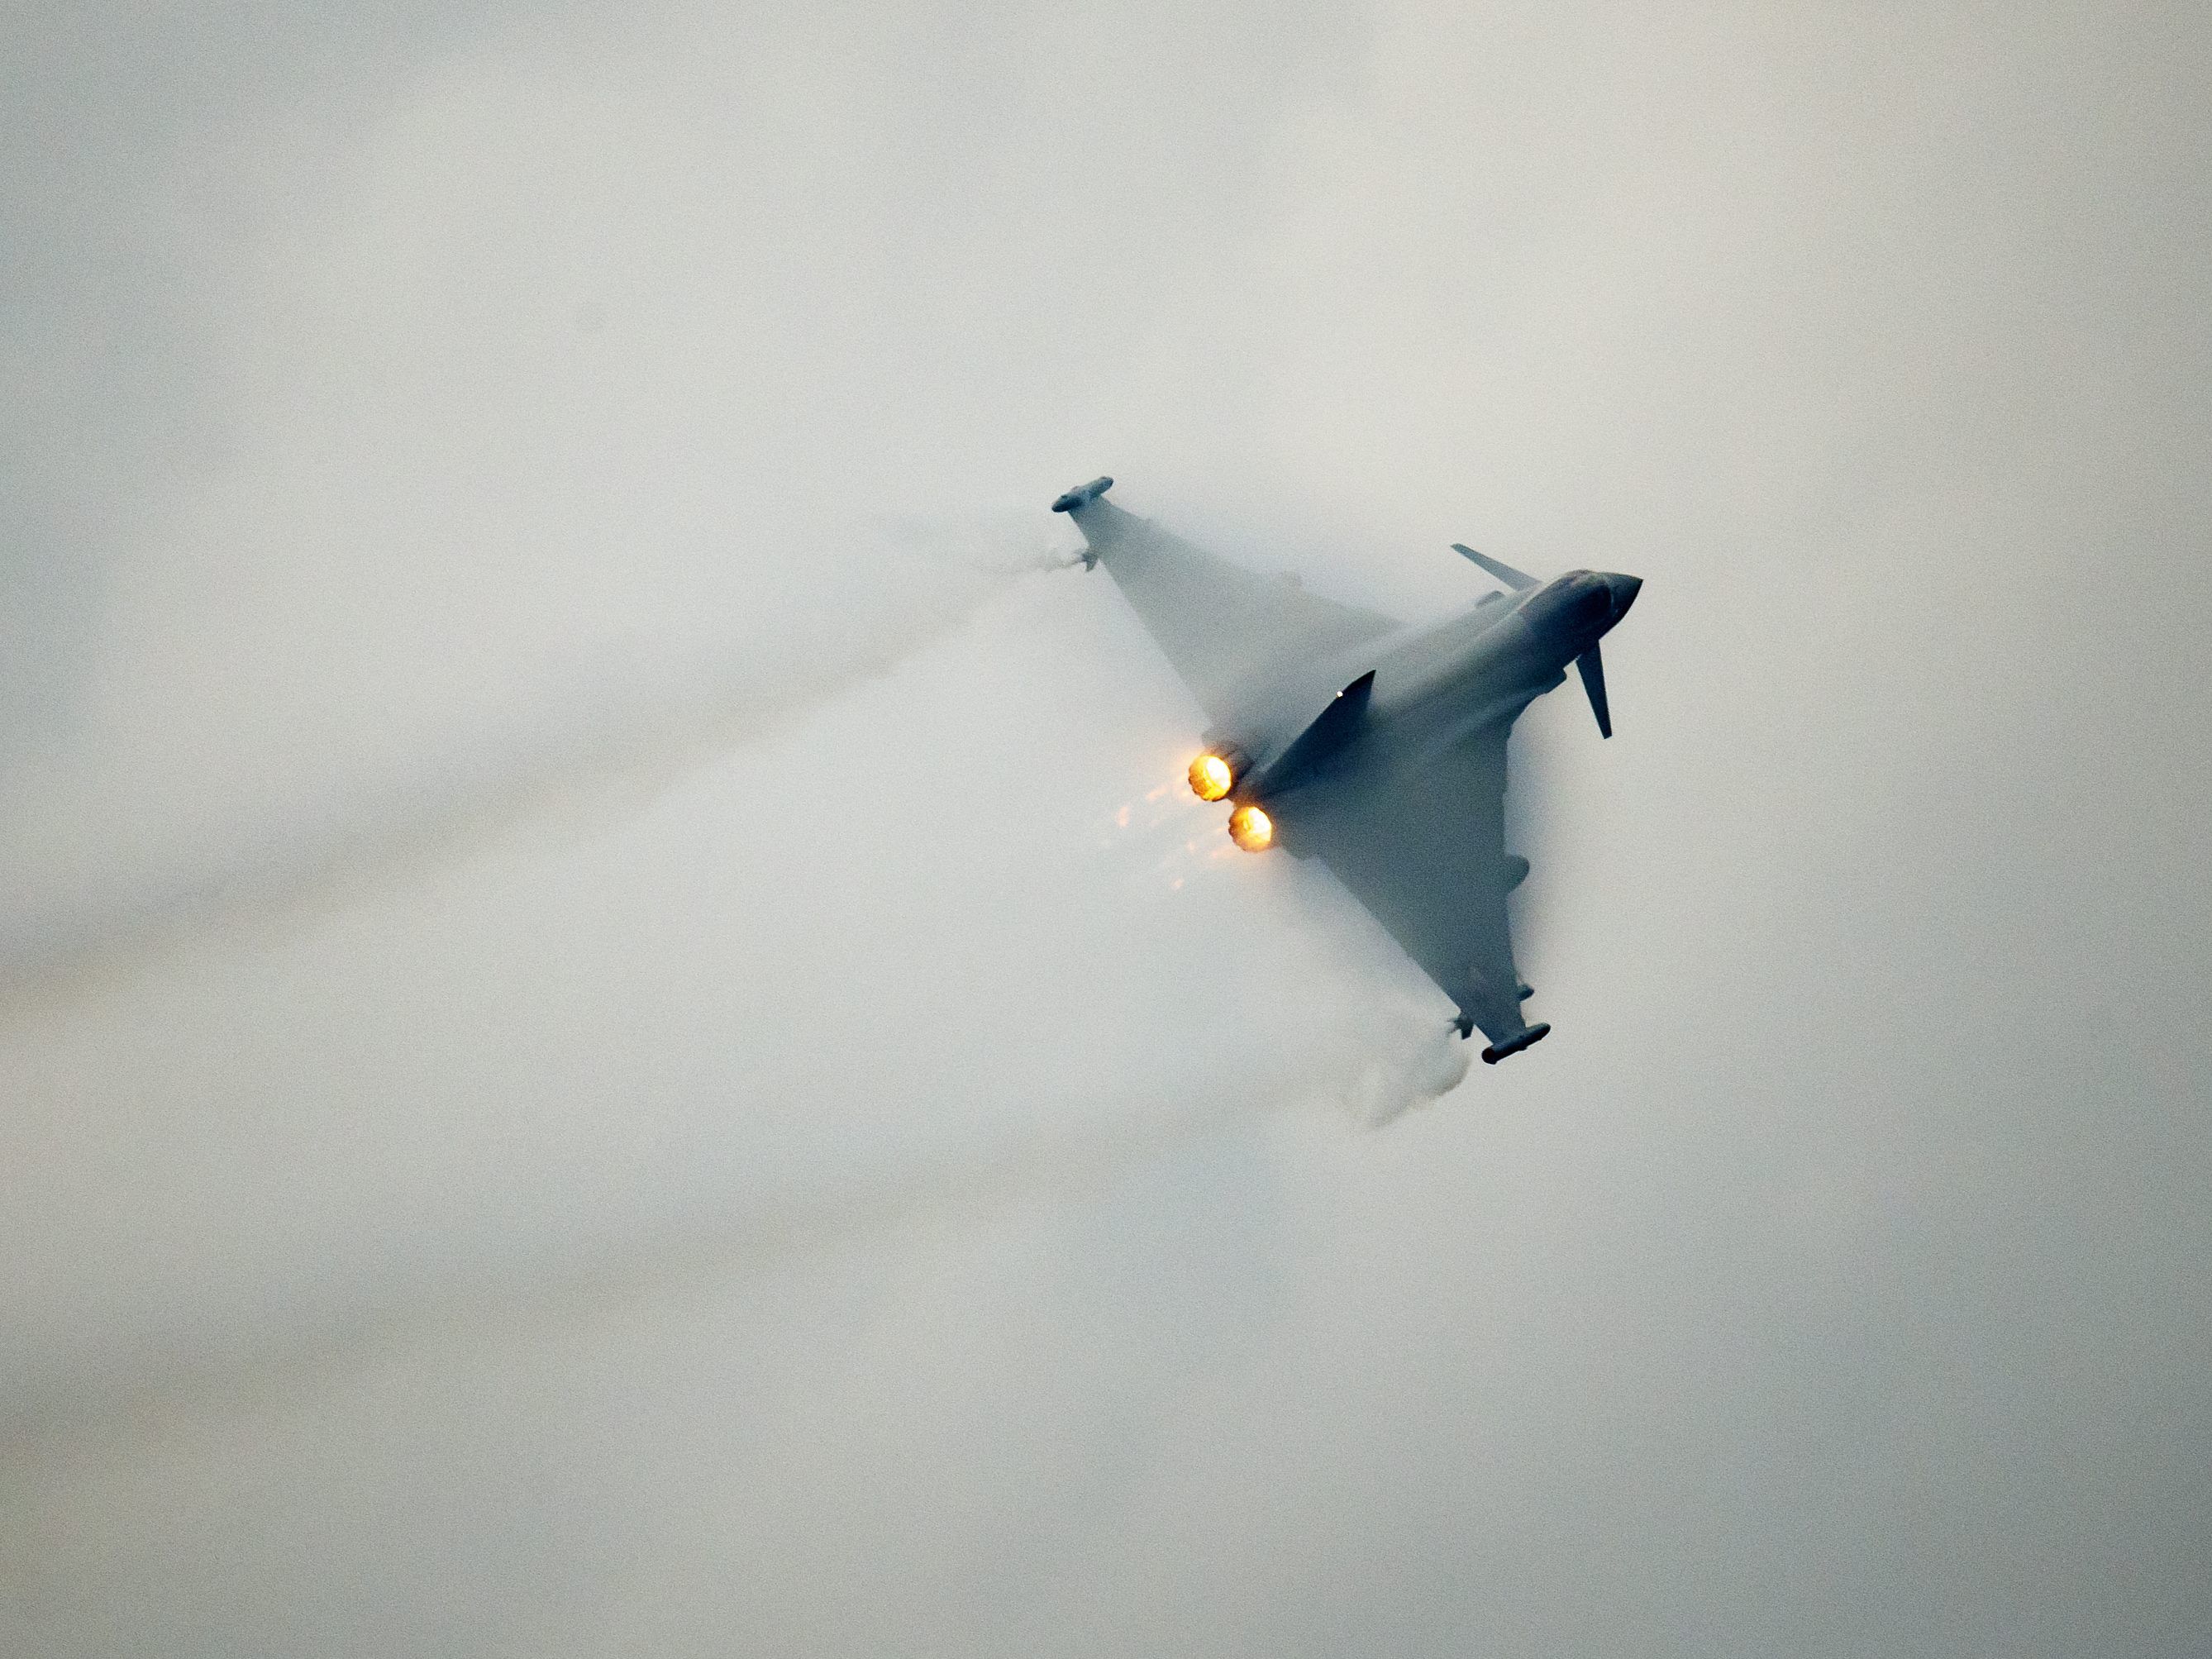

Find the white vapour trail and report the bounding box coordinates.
[2,992,1468,1454]
[1342,1019,1475,1128]
[0,533,1480,1461]
[0,521,1067,1006]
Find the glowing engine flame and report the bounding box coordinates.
[1188,753,1234,802]
[1228,804,1274,851]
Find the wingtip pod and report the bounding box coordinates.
[1479,1023,1551,1065]
[1051,475,1114,513]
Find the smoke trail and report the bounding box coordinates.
[0,518,1070,1012]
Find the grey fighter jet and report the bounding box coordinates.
[1052,475,1641,1063]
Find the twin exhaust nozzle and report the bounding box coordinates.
[1188,746,1272,851]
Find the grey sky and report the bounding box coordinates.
[3,2,2210,1655]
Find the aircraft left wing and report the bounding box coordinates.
[1285,722,1549,1062]
[1056,484,1398,724]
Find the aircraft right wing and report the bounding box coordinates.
[1285,720,1547,1061]
[1057,487,1399,724]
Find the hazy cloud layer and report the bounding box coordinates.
[4,2,2210,1656]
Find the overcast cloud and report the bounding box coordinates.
[3,2,2209,1655]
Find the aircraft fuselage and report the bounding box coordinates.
[1221,570,1642,808]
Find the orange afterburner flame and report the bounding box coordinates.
[1228,804,1274,851]
[1188,753,1234,801]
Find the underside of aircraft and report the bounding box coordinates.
[1053,476,1641,1063]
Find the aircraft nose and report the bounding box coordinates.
[1605,573,1642,620]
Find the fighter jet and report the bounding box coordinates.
[1052,475,1641,1063]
